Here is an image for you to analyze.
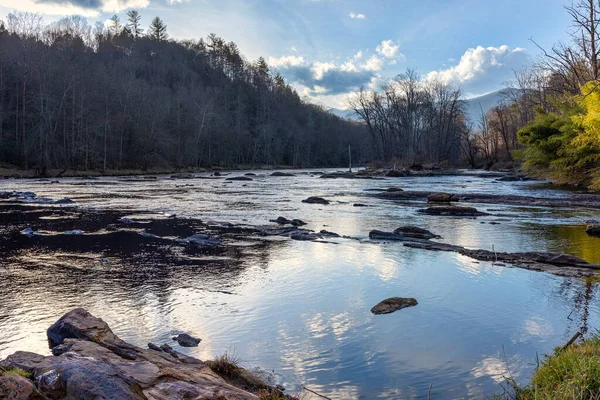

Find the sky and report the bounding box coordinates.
[0,0,574,109]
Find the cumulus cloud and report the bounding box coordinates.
[349,12,366,19]
[426,45,530,93]
[4,0,149,15]
[270,39,406,96]
[268,55,306,68]
[376,40,400,58]
[269,53,383,96]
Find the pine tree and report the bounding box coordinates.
[148,17,168,42]
[126,10,143,38]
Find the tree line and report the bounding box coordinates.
[0,11,368,175]
[347,70,468,167]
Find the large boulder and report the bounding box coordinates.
[0,373,42,400]
[393,226,441,239]
[371,297,418,315]
[1,309,292,400]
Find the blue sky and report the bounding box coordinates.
[0,0,573,108]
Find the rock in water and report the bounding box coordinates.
[586,225,600,237]
[369,230,406,241]
[427,192,459,203]
[371,297,418,315]
[302,196,330,205]
[418,206,488,217]
[225,176,253,181]
[186,234,221,246]
[172,333,202,347]
[271,172,295,177]
[393,226,441,239]
[385,169,407,178]
[386,187,404,192]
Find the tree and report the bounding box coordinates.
[126,10,143,38]
[108,14,122,37]
[148,17,168,42]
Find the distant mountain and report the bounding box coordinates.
[332,89,520,124]
[465,89,521,124]
[329,108,360,121]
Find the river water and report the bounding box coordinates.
[1,169,599,399]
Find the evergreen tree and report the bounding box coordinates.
[148,17,168,42]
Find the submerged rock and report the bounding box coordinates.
[225,176,253,181]
[418,205,488,217]
[186,234,221,246]
[371,297,418,314]
[393,226,441,239]
[173,333,202,347]
[369,230,406,241]
[64,230,84,235]
[171,173,195,179]
[302,196,330,205]
[20,227,43,237]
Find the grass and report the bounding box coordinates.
[496,334,600,400]
[206,351,242,378]
[0,367,32,379]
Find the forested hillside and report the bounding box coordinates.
[0,12,368,175]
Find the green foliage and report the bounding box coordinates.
[517,86,600,189]
[503,335,600,400]
[0,367,33,379]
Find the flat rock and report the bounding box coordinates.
[371,297,418,314]
[393,226,441,239]
[418,205,488,217]
[270,172,295,177]
[186,234,221,246]
[369,230,406,241]
[427,192,459,203]
[225,176,253,181]
[302,196,330,205]
[1,309,290,400]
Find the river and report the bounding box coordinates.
[0,169,599,399]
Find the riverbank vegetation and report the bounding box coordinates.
[0,12,368,175]
[498,334,600,400]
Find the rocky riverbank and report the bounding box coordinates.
[0,308,295,400]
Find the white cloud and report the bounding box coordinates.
[363,55,384,71]
[376,39,400,58]
[0,0,149,16]
[426,45,529,85]
[267,55,306,68]
[349,12,366,19]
